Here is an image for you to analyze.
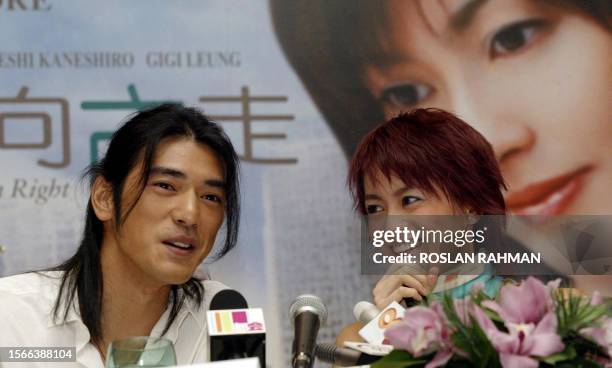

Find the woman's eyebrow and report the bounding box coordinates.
[393,187,412,197]
[368,51,413,69]
[449,0,489,31]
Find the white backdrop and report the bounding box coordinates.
[0,2,373,367]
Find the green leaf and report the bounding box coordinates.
[450,332,471,353]
[578,304,608,325]
[445,359,476,368]
[555,291,609,336]
[482,307,503,324]
[555,358,604,368]
[370,350,428,368]
[563,332,609,361]
[539,346,576,365]
[469,315,500,368]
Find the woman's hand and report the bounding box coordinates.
[372,266,438,310]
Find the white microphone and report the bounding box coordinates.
[289,294,328,368]
[353,301,380,324]
[358,301,405,344]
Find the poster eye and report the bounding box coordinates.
[490,19,544,58]
[381,83,431,108]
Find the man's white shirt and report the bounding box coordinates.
[0,271,228,367]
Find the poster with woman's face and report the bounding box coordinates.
[272,0,612,216]
[270,4,611,361]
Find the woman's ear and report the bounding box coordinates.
[91,176,114,222]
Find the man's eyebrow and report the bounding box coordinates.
[204,179,225,189]
[150,166,186,179]
[150,166,225,188]
[449,0,489,31]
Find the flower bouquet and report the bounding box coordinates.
[372,277,611,368]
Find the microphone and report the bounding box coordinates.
[210,289,249,362]
[315,343,381,367]
[289,294,327,368]
[358,301,405,344]
[208,289,265,367]
[210,289,248,310]
[353,301,380,324]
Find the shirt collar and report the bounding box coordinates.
[36,271,81,328]
[44,279,205,333]
[41,272,208,364]
[37,272,92,355]
[153,290,205,340]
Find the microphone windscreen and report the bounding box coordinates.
[289,294,327,326]
[210,289,248,310]
[353,301,380,324]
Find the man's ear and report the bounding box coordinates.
[91,176,114,222]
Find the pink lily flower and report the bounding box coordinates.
[384,302,455,368]
[581,317,612,365]
[590,291,603,306]
[474,277,565,368]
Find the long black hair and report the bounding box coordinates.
[49,103,240,342]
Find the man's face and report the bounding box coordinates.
[109,137,226,286]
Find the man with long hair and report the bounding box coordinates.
[0,104,241,366]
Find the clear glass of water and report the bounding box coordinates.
[105,336,177,368]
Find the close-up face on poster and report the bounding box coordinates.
[0,1,610,367]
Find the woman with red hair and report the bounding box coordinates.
[338,108,511,345]
[348,108,508,310]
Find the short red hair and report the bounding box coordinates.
[348,108,507,215]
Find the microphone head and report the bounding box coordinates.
[289,294,327,326]
[210,289,248,310]
[353,301,380,324]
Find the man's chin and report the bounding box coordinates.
[152,266,196,287]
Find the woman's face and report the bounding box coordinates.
[364,172,473,262]
[363,173,462,216]
[364,0,612,215]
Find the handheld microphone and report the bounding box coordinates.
[353,301,380,324]
[315,343,381,367]
[358,301,405,344]
[208,289,265,367]
[289,294,327,368]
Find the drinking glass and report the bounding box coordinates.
[105,336,177,368]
